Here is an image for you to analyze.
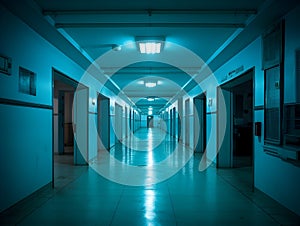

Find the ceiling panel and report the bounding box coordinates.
[30,0,269,114]
[34,0,266,11]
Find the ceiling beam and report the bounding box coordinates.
[55,22,245,28]
[43,9,257,16]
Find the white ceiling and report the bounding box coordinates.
[2,0,299,114]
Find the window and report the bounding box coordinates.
[283,103,300,148]
[263,21,284,145]
[265,66,282,144]
[19,67,36,96]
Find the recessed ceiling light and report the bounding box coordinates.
[135,36,165,54]
[145,82,157,88]
[147,97,155,101]
[139,42,161,54]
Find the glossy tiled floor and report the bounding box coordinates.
[1,128,300,225]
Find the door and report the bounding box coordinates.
[125,107,128,138]
[185,99,190,146]
[194,94,206,153]
[115,103,123,143]
[98,95,110,151]
[172,107,176,138]
[217,87,232,168]
[170,109,173,135]
[73,85,88,165]
[147,115,154,128]
[58,91,65,155]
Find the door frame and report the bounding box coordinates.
[73,84,89,165]
[115,102,123,143]
[193,92,207,153]
[185,99,190,146]
[147,115,154,128]
[97,93,110,151]
[52,69,80,187]
[216,68,255,189]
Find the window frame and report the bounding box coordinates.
[263,20,285,146]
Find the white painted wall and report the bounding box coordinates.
[185,6,300,215]
[0,3,135,211]
[0,4,85,211]
[214,34,300,215]
[0,104,52,212]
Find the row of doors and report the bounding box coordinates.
[53,68,254,188]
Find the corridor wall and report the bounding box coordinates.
[0,3,134,212]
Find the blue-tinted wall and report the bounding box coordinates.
[0,3,137,211]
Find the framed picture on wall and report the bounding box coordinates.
[0,54,12,75]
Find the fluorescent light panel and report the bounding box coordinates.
[147,97,155,101]
[139,42,161,54]
[145,82,156,88]
[136,36,164,54]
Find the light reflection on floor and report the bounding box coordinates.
[110,128,176,166]
[1,128,299,225]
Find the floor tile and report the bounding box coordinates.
[1,128,299,226]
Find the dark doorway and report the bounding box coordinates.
[52,69,89,188]
[147,115,154,128]
[217,69,254,189]
[217,69,254,168]
[232,80,253,167]
[97,94,110,151]
[185,99,190,146]
[193,93,206,153]
[53,73,76,158]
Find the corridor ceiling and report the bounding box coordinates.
[2,0,299,114]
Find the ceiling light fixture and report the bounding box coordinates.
[147,97,155,102]
[135,36,165,54]
[145,82,157,88]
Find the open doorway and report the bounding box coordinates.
[172,107,176,138]
[193,93,206,153]
[52,69,88,188]
[147,115,154,128]
[185,99,190,146]
[97,94,110,151]
[232,80,253,167]
[53,73,75,156]
[53,70,76,188]
[217,69,254,188]
[115,103,123,143]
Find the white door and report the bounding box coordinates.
[217,87,232,168]
[73,85,88,165]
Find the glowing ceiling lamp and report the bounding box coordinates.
[147,97,155,101]
[139,42,161,54]
[145,82,157,88]
[136,36,165,54]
